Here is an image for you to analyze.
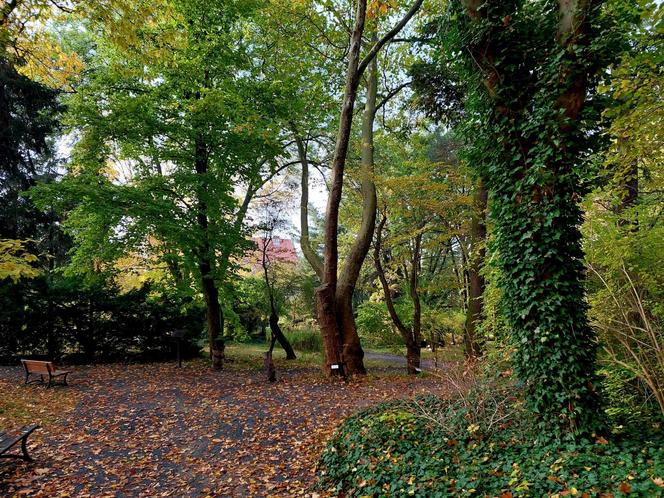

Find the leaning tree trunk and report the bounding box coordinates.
[316,0,424,376]
[374,214,423,375]
[334,32,380,375]
[268,311,296,360]
[463,180,488,358]
[261,240,297,360]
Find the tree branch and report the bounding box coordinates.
[357,0,425,76]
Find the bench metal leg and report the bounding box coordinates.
[0,437,33,462]
[21,436,32,462]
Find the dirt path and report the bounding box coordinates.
[0,361,450,497]
[363,351,439,370]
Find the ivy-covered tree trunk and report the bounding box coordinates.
[456,0,614,435]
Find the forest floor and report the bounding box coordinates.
[0,345,458,497]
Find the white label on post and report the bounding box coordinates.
[331,364,340,370]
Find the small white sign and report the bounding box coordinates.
[331,364,340,370]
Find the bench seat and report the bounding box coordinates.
[21,360,71,388]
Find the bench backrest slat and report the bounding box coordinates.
[21,360,53,374]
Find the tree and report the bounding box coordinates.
[374,211,423,374]
[442,0,636,434]
[583,2,664,419]
[316,0,425,376]
[255,194,297,360]
[33,0,291,370]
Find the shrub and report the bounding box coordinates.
[284,327,322,353]
[356,301,406,348]
[317,397,664,497]
[0,276,203,364]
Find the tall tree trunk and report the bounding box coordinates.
[194,134,225,370]
[316,0,424,376]
[316,0,368,377]
[200,262,225,370]
[460,0,603,433]
[335,32,380,376]
[463,180,488,358]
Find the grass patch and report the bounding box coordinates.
[0,376,78,429]
[284,328,323,353]
[224,342,323,371]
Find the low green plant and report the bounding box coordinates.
[317,393,664,497]
[284,327,322,353]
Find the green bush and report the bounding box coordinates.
[284,327,322,353]
[356,301,406,348]
[317,396,664,497]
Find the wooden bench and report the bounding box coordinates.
[0,425,39,462]
[21,360,71,388]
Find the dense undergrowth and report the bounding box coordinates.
[317,393,664,497]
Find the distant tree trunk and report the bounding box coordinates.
[615,137,639,230]
[464,180,488,358]
[194,132,225,370]
[264,333,277,382]
[374,214,422,374]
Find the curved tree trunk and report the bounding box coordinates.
[269,311,296,360]
[334,32,380,375]
[260,234,297,360]
[315,0,424,377]
[295,134,324,280]
[316,0,368,377]
[374,214,423,375]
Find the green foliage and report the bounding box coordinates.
[0,275,203,364]
[583,3,664,420]
[0,239,40,282]
[283,327,322,353]
[356,300,405,348]
[30,0,289,296]
[317,398,664,497]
